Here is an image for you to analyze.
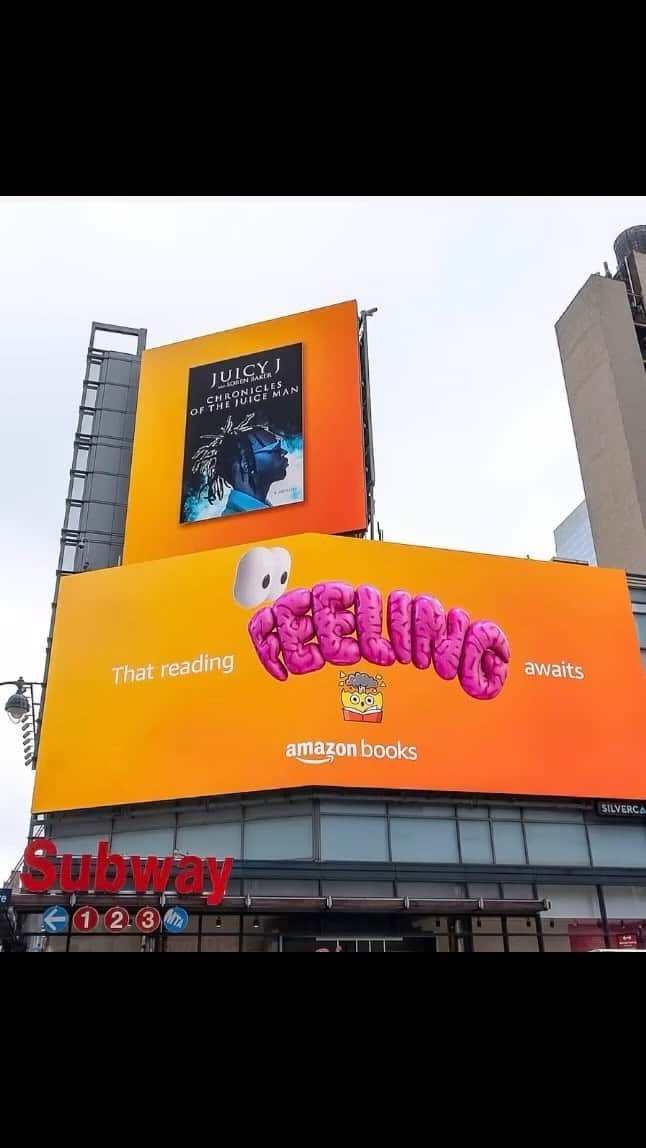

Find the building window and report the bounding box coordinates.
[458,820,493,864]
[48,830,109,854]
[389,818,459,863]
[602,885,646,919]
[320,815,388,861]
[243,816,313,860]
[525,822,591,866]
[589,825,646,868]
[470,917,505,953]
[633,610,646,670]
[200,933,240,953]
[110,826,174,856]
[537,884,602,953]
[506,916,540,952]
[492,821,526,864]
[602,888,646,952]
[176,822,242,858]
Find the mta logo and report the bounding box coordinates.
[163,906,189,933]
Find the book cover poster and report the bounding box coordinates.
[180,343,304,523]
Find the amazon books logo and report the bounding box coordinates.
[285,739,418,765]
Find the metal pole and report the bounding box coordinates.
[28,683,37,744]
[359,309,377,540]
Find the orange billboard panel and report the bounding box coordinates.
[123,301,367,564]
[33,534,646,812]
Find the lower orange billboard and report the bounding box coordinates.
[33,534,646,812]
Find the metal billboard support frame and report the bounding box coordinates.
[359,307,378,540]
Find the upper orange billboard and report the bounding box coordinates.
[33,534,646,812]
[123,301,367,564]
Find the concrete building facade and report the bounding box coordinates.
[556,226,646,571]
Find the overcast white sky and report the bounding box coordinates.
[1,194,645,878]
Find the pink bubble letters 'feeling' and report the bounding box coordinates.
[248,583,510,700]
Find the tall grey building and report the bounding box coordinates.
[556,225,646,571]
[554,500,597,565]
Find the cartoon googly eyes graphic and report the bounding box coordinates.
[267,547,291,600]
[234,547,274,608]
[233,546,292,608]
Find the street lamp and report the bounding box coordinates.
[1,678,42,767]
[4,678,31,723]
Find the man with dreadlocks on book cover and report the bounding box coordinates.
[180,341,304,523]
[187,413,290,518]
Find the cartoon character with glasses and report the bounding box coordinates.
[190,413,289,517]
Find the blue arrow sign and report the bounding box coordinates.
[163,906,189,933]
[42,906,69,934]
[0,888,11,908]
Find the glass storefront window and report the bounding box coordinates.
[390,818,459,862]
[525,823,590,866]
[281,936,438,952]
[459,821,493,863]
[49,934,144,953]
[537,885,600,918]
[540,918,573,953]
[538,914,608,953]
[506,917,539,952]
[200,915,241,951]
[165,935,199,952]
[633,610,646,655]
[202,915,240,932]
[605,886,646,950]
[110,827,174,856]
[244,816,313,860]
[176,822,241,857]
[470,917,505,953]
[589,826,646,867]
[48,832,106,854]
[201,934,240,952]
[492,821,526,864]
[537,884,602,953]
[602,885,646,918]
[320,815,388,861]
[236,914,280,951]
